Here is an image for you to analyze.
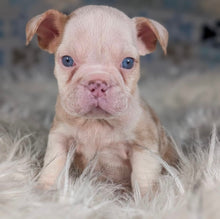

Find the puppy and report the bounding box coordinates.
[26,5,177,196]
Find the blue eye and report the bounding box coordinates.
[62,55,74,67]
[121,57,134,69]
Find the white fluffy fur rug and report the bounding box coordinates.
[0,71,220,218]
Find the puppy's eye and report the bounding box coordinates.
[62,56,74,67]
[121,57,134,69]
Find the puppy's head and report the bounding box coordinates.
[26,5,168,118]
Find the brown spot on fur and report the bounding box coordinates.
[160,132,179,167]
[72,151,87,174]
[66,66,79,84]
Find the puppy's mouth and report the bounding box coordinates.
[84,96,113,117]
[85,105,111,118]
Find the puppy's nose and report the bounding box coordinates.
[87,80,109,98]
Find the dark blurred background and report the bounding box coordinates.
[0,0,220,143]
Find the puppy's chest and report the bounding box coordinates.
[73,121,130,153]
[71,122,133,184]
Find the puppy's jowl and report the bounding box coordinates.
[26,5,177,196]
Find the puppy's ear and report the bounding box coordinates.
[26,9,68,54]
[133,17,168,55]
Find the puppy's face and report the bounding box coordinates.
[26,6,168,118]
[56,7,140,118]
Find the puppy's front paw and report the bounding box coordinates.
[36,177,56,190]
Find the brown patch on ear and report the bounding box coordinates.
[133,17,168,56]
[26,9,68,53]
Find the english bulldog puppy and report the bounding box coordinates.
[26,5,177,196]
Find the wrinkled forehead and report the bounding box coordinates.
[59,8,137,54]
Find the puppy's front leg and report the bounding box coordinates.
[38,131,68,189]
[131,146,161,196]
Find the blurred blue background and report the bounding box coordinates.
[0,0,219,74]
